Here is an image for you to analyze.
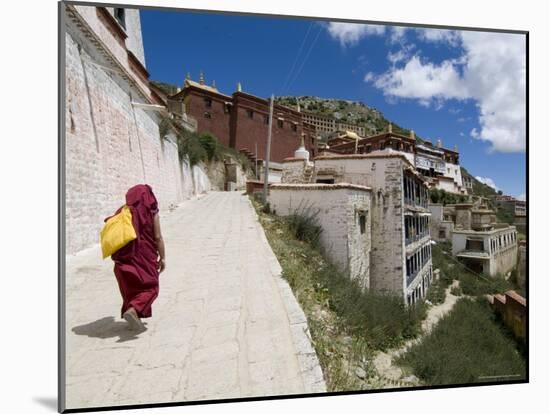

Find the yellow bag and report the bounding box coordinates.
[100,205,137,259]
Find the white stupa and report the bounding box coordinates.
[294,134,310,161]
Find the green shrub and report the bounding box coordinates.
[398,298,526,385]
[459,273,512,296]
[450,286,462,296]
[315,265,426,350]
[177,129,207,166]
[286,204,323,247]
[426,281,446,305]
[429,188,468,205]
[198,133,223,161]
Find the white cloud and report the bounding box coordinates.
[372,55,469,100]
[386,42,416,66]
[461,32,526,152]
[387,49,407,64]
[390,26,407,43]
[475,176,500,191]
[326,22,385,47]
[517,193,526,201]
[366,32,526,153]
[364,72,375,82]
[324,24,526,153]
[417,28,460,45]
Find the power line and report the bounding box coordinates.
[280,21,314,96]
[285,24,323,94]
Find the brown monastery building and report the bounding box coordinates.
[168,75,317,163]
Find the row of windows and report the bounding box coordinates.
[403,175,429,208]
[357,141,414,154]
[489,232,517,253]
[406,243,432,284]
[204,98,301,131]
[407,268,433,306]
[405,215,429,244]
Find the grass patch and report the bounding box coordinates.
[431,241,514,296]
[459,272,513,296]
[426,280,447,304]
[398,298,526,385]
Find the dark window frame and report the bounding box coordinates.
[358,212,367,234]
[114,8,126,29]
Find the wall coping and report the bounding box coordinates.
[452,225,517,236]
[270,183,372,192]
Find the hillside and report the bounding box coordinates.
[275,95,418,139]
[460,167,499,198]
[151,80,180,95]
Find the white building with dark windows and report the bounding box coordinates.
[452,225,518,276]
[325,125,467,195]
[272,151,434,305]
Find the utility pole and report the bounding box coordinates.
[263,95,274,204]
[255,142,258,180]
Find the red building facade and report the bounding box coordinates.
[169,80,316,163]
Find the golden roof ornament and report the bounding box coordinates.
[199,70,205,85]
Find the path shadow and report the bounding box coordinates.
[72,316,147,343]
[33,396,57,411]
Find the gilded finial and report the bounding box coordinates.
[199,70,205,85]
[237,82,242,92]
[388,122,393,133]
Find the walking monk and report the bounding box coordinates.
[109,184,166,331]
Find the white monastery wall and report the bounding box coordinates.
[65,11,214,254]
[269,185,372,288]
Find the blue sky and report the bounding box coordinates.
[141,10,526,199]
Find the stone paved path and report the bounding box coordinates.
[64,192,325,410]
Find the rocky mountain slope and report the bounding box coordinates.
[275,95,415,139]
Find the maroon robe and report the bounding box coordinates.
[108,184,160,319]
